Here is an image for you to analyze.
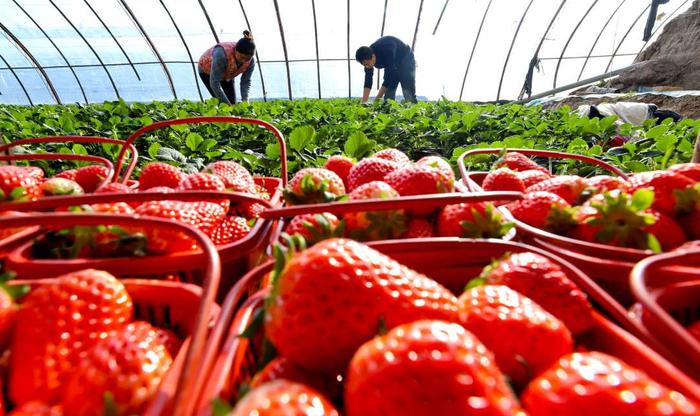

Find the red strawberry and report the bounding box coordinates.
[346,158,400,191]
[0,166,42,201]
[482,168,526,192]
[323,155,355,187]
[74,165,110,193]
[508,191,576,234]
[522,352,699,415]
[231,380,339,416]
[345,320,524,416]
[62,321,173,416]
[495,152,546,172]
[384,164,455,197]
[153,327,182,357]
[668,163,700,182]
[0,211,29,241]
[8,401,62,416]
[285,212,340,245]
[237,201,266,219]
[141,186,173,194]
[586,175,629,193]
[518,169,551,187]
[0,272,20,351]
[526,175,588,205]
[458,285,573,387]
[95,182,133,195]
[645,210,687,250]
[688,321,700,342]
[90,202,135,215]
[628,170,694,215]
[40,177,84,196]
[401,218,435,238]
[9,269,133,405]
[250,357,342,402]
[415,156,455,183]
[343,181,406,241]
[138,162,186,191]
[437,202,512,238]
[22,166,44,181]
[373,148,411,166]
[211,216,250,245]
[202,160,255,193]
[285,168,346,205]
[265,238,458,373]
[178,172,230,212]
[54,169,78,181]
[254,184,271,201]
[478,252,594,335]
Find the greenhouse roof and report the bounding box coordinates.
[0,0,693,105]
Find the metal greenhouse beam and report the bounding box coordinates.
[604,3,651,73]
[459,0,493,101]
[577,0,628,82]
[411,0,425,51]
[159,0,203,101]
[347,0,351,98]
[118,0,177,99]
[553,0,599,89]
[432,0,450,35]
[636,0,690,59]
[272,0,292,100]
[0,53,32,104]
[11,0,87,103]
[199,0,220,43]
[0,21,61,104]
[496,0,534,101]
[378,0,388,89]
[311,0,321,98]
[238,0,267,101]
[47,0,120,99]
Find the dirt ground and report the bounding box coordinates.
[540,94,700,120]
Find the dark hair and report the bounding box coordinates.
[355,46,372,63]
[236,31,255,56]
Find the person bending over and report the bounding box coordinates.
[198,31,256,104]
[355,36,417,104]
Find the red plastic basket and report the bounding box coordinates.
[191,238,699,414]
[0,213,224,414]
[630,248,700,380]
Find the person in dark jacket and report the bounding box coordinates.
[355,36,417,104]
[198,31,256,104]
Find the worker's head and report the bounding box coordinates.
[355,46,375,69]
[235,30,256,61]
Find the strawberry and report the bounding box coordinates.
[54,169,78,181]
[323,155,355,187]
[373,148,411,166]
[678,209,700,240]
[526,175,588,205]
[140,186,173,194]
[62,321,173,416]
[74,165,110,193]
[24,166,45,181]
[250,357,343,402]
[236,201,266,219]
[178,172,230,211]
[40,177,84,196]
[230,380,339,416]
[477,252,594,335]
[265,238,458,373]
[343,181,406,241]
[254,184,271,200]
[508,191,576,234]
[518,169,551,187]
[522,352,699,415]
[586,175,629,193]
[211,216,250,245]
[346,158,400,191]
[645,210,687,250]
[8,401,62,416]
[0,210,29,241]
[628,170,694,215]
[285,168,346,205]
[688,321,700,342]
[285,212,341,245]
[9,269,133,405]
[437,202,512,238]
[482,168,526,192]
[345,320,524,416]
[0,166,42,201]
[138,162,186,191]
[0,272,23,351]
[401,218,435,238]
[668,163,700,182]
[384,164,454,197]
[458,285,573,387]
[415,156,455,183]
[202,160,255,193]
[95,182,133,195]
[495,152,546,172]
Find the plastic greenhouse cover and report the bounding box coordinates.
[0,0,693,105]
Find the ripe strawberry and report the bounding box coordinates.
[482,168,526,192]
[415,156,455,183]
[508,191,576,234]
[254,184,271,200]
[54,169,77,181]
[522,352,699,415]
[9,269,133,405]
[323,155,355,187]
[0,211,29,241]
[0,272,22,351]
[74,165,110,193]
[236,201,266,219]
[140,186,173,194]
[138,162,186,190]
[0,166,42,201]
[668,163,700,182]
[346,158,400,191]
[384,164,455,197]
[495,152,545,172]
[688,321,700,342]
[62,321,173,416]
[231,380,339,416]
[95,182,132,194]
[40,177,84,196]
[178,172,230,211]
[373,148,411,166]
[401,218,435,238]
[211,216,250,245]
[526,175,588,205]
[285,212,341,245]
[458,285,573,387]
[90,202,135,215]
[437,202,512,238]
[8,401,62,416]
[24,166,45,181]
[345,320,524,416]
[628,170,694,215]
[645,210,687,250]
[202,160,255,193]
[285,168,346,205]
[265,238,458,373]
[477,252,594,335]
[251,357,343,402]
[135,200,226,253]
[518,169,551,187]
[586,175,629,193]
[343,181,406,241]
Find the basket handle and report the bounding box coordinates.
[115,116,288,186]
[0,136,138,184]
[0,213,221,414]
[0,153,115,191]
[457,148,629,182]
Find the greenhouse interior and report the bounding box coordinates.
[1,0,700,414]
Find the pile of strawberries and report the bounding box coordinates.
[280,148,512,244]
[225,238,698,415]
[480,152,700,252]
[0,269,180,415]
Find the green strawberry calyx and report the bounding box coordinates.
[299,213,345,245]
[284,174,343,205]
[459,203,514,239]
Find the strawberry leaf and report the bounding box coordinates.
[103,392,118,416]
